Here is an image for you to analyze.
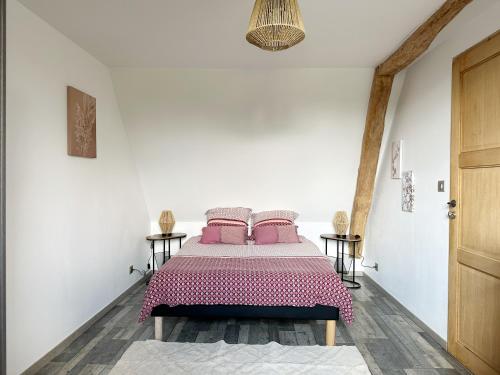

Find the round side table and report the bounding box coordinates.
[320,234,361,289]
[146,233,187,273]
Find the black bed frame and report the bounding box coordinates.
[151,304,339,321]
[151,304,339,345]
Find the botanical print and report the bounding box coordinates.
[67,86,96,158]
[74,95,96,155]
[402,171,415,212]
[391,140,402,179]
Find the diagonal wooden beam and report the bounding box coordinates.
[350,73,393,257]
[350,0,472,256]
[378,0,473,76]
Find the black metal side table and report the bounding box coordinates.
[320,234,361,289]
[146,233,187,274]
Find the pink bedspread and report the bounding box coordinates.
[139,242,353,324]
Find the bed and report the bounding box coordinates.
[139,236,353,346]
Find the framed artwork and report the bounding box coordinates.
[67,86,96,158]
[402,171,415,212]
[391,140,402,179]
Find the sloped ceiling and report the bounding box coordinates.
[15,0,468,68]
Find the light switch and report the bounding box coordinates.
[438,180,445,192]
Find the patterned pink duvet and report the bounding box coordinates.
[139,237,353,324]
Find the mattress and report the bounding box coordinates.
[139,236,353,324]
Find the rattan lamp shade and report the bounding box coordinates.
[159,210,175,235]
[246,0,305,52]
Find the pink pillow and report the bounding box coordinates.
[206,207,252,224]
[254,225,279,245]
[251,210,298,226]
[277,225,301,243]
[199,226,221,244]
[253,219,292,228]
[208,219,247,227]
[220,226,247,245]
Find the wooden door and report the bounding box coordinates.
[449,30,500,375]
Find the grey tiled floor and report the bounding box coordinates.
[37,277,470,374]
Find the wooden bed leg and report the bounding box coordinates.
[155,317,163,341]
[325,320,336,346]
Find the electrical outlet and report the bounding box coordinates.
[374,262,379,271]
[129,265,134,274]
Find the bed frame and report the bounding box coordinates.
[151,304,339,346]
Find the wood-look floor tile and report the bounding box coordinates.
[224,324,240,344]
[278,331,298,346]
[176,319,200,342]
[194,318,211,332]
[237,324,250,344]
[349,302,387,340]
[77,329,127,365]
[51,326,104,363]
[294,323,316,346]
[268,320,280,342]
[337,320,355,345]
[366,312,423,368]
[436,369,467,375]
[365,339,412,370]
[36,362,65,375]
[166,317,186,342]
[355,342,384,375]
[248,320,269,344]
[78,364,114,375]
[309,320,326,346]
[204,320,227,343]
[404,370,442,375]
[34,278,471,375]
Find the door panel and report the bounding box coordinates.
[461,54,500,152]
[457,265,500,371]
[449,30,500,375]
[460,167,500,260]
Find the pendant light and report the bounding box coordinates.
[246,0,305,52]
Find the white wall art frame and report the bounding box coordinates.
[402,171,415,212]
[391,140,403,179]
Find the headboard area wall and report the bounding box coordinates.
[112,68,393,226]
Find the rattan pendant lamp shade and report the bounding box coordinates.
[246,0,305,52]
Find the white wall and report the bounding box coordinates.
[364,2,500,341]
[111,68,374,227]
[6,1,150,373]
[149,67,405,257]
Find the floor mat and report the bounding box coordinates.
[110,340,371,374]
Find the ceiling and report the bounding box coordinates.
[17,0,495,68]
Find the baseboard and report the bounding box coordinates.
[22,274,149,375]
[362,274,447,350]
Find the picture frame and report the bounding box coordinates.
[402,170,415,212]
[391,140,402,179]
[67,86,96,158]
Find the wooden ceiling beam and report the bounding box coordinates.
[350,0,472,256]
[378,0,472,76]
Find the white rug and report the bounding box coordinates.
[110,340,371,374]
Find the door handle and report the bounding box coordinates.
[447,200,457,208]
[448,211,456,220]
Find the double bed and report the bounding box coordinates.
[139,236,353,346]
